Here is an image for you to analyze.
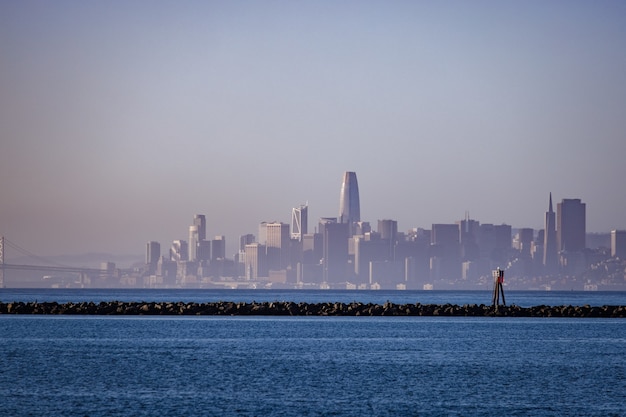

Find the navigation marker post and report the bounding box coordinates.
[492,268,506,310]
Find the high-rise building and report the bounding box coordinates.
[339,172,360,233]
[239,234,255,251]
[543,193,558,271]
[211,236,226,260]
[189,225,199,261]
[378,219,398,260]
[611,230,626,259]
[244,243,267,280]
[197,240,211,261]
[557,198,586,252]
[264,222,290,270]
[431,223,461,281]
[320,218,349,284]
[146,241,161,274]
[515,228,534,258]
[458,216,480,261]
[170,240,188,262]
[193,214,206,242]
[291,204,308,241]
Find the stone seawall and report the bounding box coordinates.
[1,301,625,317]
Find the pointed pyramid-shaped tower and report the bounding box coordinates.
[543,192,558,272]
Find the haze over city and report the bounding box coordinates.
[1,1,625,259]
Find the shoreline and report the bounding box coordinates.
[1,301,625,317]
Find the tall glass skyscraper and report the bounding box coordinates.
[339,171,360,226]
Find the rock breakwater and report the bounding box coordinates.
[1,301,625,317]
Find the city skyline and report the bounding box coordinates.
[1,1,625,258]
[2,171,624,261]
[150,172,602,268]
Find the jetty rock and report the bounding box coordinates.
[0,301,625,318]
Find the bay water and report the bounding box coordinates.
[1,290,625,416]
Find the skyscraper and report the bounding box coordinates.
[320,218,349,284]
[339,171,360,230]
[557,198,586,252]
[211,235,226,260]
[193,214,206,242]
[543,193,558,271]
[189,225,199,261]
[611,230,626,259]
[146,241,160,274]
[291,204,308,241]
[170,240,188,262]
[265,222,290,270]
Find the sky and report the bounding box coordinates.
[1,0,625,259]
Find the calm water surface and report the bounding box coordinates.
[2,288,626,306]
[1,316,624,416]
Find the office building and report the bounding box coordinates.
[239,234,255,251]
[197,240,211,262]
[146,241,160,274]
[611,230,626,259]
[353,234,389,284]
[320,218,349,284]
[170,240,188,262]
[193,214,206,242]
[291,204,308,241]
[515,228,534,257]
[557,198,586,252]
[244,243,267,280]
[189,225,199,261]
[211,235,226,260]
[339,171,360,233]
[264,222,290,270]
[430,224,461,281]
[378,219,398,260]
[458,217,480,261]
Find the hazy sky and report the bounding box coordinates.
[1,1,625,258]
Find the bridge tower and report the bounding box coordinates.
[0,236,4,288]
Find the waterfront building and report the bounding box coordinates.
[557,198,586,252]
[339,171,360,235]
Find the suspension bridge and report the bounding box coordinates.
[0,236,120,288]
